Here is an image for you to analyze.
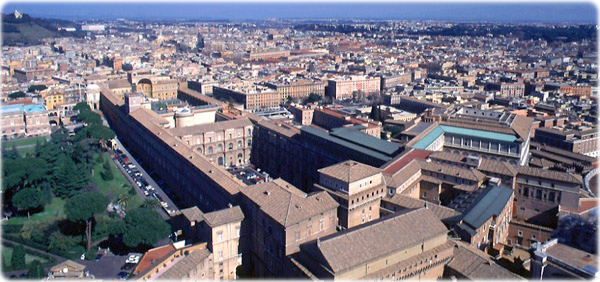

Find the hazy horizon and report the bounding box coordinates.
[2,2,598,24]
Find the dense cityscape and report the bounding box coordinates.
[0,2,598,280]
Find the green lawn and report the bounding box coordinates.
[6,197,66,225]
[3,136,46,148]
[92,153,142,209]
[17,146,36,157]
[2,245,50,268]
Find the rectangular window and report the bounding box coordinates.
[217,232,223,242]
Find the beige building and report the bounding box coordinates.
[169,118,253,168]
[316,160,385,229]
[239,178,338,277]
[136,77,179,100]
[171,206,245,280]
[327,76,381,100]
[293,208,454,280]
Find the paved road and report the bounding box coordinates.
[77,251,129,280]
[111,136,179,220]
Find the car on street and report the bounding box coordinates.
[115,272,130,280]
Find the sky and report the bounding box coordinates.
[1,1,598,24]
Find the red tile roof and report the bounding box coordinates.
[382,149,431,174]
[133,244,176,275]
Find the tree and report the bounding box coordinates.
[122,207,170,248]
[27,85,47,93]
[77,110,102,125]
[12,188,47,219]
[8,91,26,99]
[11,245,26,270]
[48,231,78,251]
[369,103,381,121]
[304,93,321,104]
[65,191,109,251]
[101,159,114,181]
[73,102,91,113]
[117,194,129,213]
[27,259,45,279]
[53,155,89,198]
[141,198,161,209]
[96,153,104,164]
[3,144,21,160]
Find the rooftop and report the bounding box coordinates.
[300,208,448,273]
[318,160,381,184]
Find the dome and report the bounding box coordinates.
[86,84,100,91]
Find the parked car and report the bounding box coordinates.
[115,272,130,280]
[95,254,103,261]
[125,254,141,264]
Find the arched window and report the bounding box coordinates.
[247,129,252,136]
[217,157,223,166]
[217,144,222,152]
[237,153,243,163]
[208,146,213,154]
[197,147,202,154]
[228,143,233,150]
[247,140,252,147]
[237,141,242,148]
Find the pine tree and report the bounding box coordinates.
[27,259,45,279]
[11,245,26,270]
[101,159,114,181]
[53,156,89,198]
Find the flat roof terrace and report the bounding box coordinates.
[411,125,518,150]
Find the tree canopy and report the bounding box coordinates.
[65,191,109,222]
[27,260,45,279]
[12,187,49,218]
[10,245,26,270]
[8,91,26,99]
[122,207,170,248]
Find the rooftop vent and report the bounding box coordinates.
[296,204,302,209]
[264,191,271,196]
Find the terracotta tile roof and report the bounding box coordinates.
[50,260,85,272]
[381,148,431,175]
[301,208,448,273]
[428,151,518,176]
[447,241,525,280]
[517,166,582,184]
[383,194,461,221]
[545,243,599,272]
[202,206,245,227]
[384,159,422,189]
[106,79,131,89]
[129,108,245,195]
[158,248,212,280]
[318,160,381,183]
[134,244,176,275]
[180,206,204,222]
[169,118,252,137]
[418,160,487,182]
[510,115,535,140]
[240,178,338,227]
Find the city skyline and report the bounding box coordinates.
[2,1,598,23]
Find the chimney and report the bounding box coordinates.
[424,202,428,209]
[317,237,320,247]
[228,203,233,208]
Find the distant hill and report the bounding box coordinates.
[2,12,86,46]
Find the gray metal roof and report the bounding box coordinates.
[330,126,402,156]
[300,126,394,163]
[459,185,513,230]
